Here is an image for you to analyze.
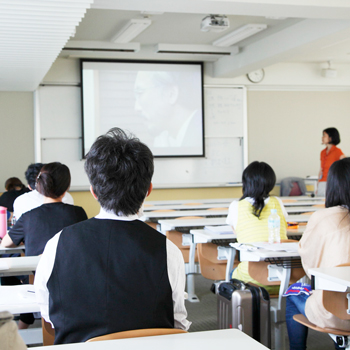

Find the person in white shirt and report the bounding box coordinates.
[13,163,73,220]
[34,128,190,344]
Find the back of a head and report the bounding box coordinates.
[25,163,45,190]
[84,127,154,216]
[5,177,23,191]
[323,127,341,145]
[326,158,350,209]
[241,161,276,217]
[35,162,71,199]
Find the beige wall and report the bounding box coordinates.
[0,92,34,189]
[247,90,350,181]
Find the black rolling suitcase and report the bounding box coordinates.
[217,278,271,348]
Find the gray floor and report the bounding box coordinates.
[185,274,337,350]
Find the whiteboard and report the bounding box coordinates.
[37,85,247,189]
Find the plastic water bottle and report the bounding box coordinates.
[268,209,280,244]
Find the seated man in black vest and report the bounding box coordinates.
[34,128,191,344]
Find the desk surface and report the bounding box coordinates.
[142,209,228,221]
[285,206,320,214]
[159,215,310,230]
[0,245,25,255]
[143,203,230,212]
[0,284,39,314]
[145,198,235,205]
[309,266,350,289]
[237,245,300,262]
[31,329,269,350]
[0,256,40,277]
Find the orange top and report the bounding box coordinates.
[320,145,344,182]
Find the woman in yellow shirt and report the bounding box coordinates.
[226,161,288,289]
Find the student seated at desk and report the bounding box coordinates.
[34,128,190,344]
[0,177,29,220]
[286,158,350,350]
[1,162,87,329]
[226,161,288,291]
[13,163,74,221]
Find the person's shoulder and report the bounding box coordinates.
[309,206,348,225]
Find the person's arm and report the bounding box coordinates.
[34,231,62,327]
[1,233,15,247]
[166,240,191,330]
[2,215,26,247]
[226,200,239,232]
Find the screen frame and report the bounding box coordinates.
[80,58,205,159]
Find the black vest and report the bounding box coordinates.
[47,218,174,344]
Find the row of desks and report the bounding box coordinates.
[143,196,325,212]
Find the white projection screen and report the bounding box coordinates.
[81,60,205,158]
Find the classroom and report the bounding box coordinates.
[1,0,350,349]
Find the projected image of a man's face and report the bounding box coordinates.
[134,71,178,136]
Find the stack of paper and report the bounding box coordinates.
[204,225,233,234]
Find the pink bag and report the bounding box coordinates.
[0,206,7,239]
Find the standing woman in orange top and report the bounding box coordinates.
[318,127,345,196]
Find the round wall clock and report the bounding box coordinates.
[247,69,265,83]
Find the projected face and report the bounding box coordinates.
[134,72,178,136]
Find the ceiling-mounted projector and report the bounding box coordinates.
[201,15,229,32]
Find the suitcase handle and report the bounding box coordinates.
[230,278,246,290]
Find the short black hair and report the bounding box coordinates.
[36,162,71,199]
[326,158,350,209]
[84,127,154,216]
[241,161,276,218]
[323,127,341,145]
[25,163,45,189]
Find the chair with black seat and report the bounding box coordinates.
[86,328,187,342]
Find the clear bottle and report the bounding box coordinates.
[268,209,280,244]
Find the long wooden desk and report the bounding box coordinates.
[309,266,350,292]
[0,256,40,278]
[0,245,26,255]
[0,284,39,314]
[141,209,228,222]
[145,198,235,206]
[143,202,229,212]
[159,215,311,235]
[31,329,270,350]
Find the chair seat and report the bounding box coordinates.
[293,314,350,336]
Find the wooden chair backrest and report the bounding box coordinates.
[312,204,325,208]
[42,318,55,346]
[248,239,305,286]
[151,209,176,213]
[87,328,187,342]
[197,243,227,280]
[322,262,350,320]
[206,207,228,211]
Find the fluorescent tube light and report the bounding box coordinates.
[213,24,267,47]
[111,18,152,44]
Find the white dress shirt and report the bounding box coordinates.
[34,207,191,331]
[13,190,74,220]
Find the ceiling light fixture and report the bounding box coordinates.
[111,18,152,44]
[213,23,267,47]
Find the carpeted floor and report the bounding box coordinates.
[185,274,338,350]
